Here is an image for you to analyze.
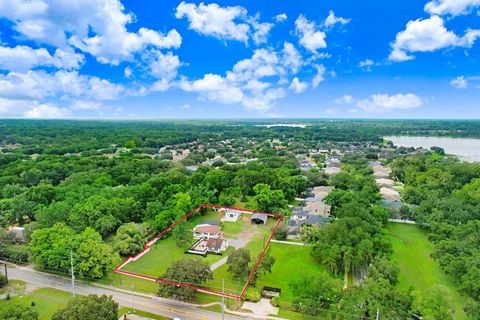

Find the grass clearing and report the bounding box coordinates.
[0,288,72,320]
[387,223,468,319]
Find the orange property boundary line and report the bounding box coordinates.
[114,203,284,300]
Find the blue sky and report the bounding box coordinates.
[0,0,479,119]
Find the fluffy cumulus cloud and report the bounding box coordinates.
[289,77,308,93]
[175,2,250,43]
[0,0,182,65]
[0,70,124,118]
[389,16,480,62]
[356,93,423,112]
[180,45,310,111]
[312,64,326,88]
[295,15,327,53]
[334,95,355,104]
[324,10,351,28]
[175,2,276,46]
[450,75,480,88]
[275,13,288,22]
[0,98,70,118]
[0,45,84,72]
[358,59,375,71]
[450,76,469,89]
[425,0,480,16]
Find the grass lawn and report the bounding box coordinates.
[387,223,468,319]
[255,243,332,304]
[0,288,72,320]
[0,288,171,320]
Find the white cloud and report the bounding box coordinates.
[450,76,469,88]
[0,0,181,65]
[250,15,274,45]
[71,100,104,110]
[425,0,480,16]
[358,59,375,71]
[282,42,303,73]
[334,95,355,104]
[0,70,124,103]
[175,1,250,43]
[124,66,133,78]
[275,13,288,22]
[389,16,480,62]
[147,50,181,83]
[24,103,71,118]
[356,93,423,112]
[180,73,244,104]
[289,77,308,93]
[295,15,327,53]
[312,64,326,88]
[0,97,70,118]
[0,45,84,71]
[179,46,306,111]
[324,10,351,28]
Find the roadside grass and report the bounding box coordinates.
[0,288,171,320]
[0,279,26,295]
[0,287,71,320]
[387,223,468,319]
[118,307,170,319]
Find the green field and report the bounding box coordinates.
[387,223,468,319]
[256,242,333,304]
[0,288,72,320]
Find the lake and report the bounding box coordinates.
[384,136,480,162]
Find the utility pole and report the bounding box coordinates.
[221,278,225,320]
[70,250,75,298]
[3,259,7,283]
[376,308,380,320]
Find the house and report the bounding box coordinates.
[221,209,241,222]
[206,238,228,253]
[311,186,334,201]
[304,200,331,217]
[193,224,221,239]
[251,214,268,225]
[380,187,401,201]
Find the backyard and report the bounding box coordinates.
[387,223,468,319]
[118,207,280,298]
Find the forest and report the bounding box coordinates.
[0,119,479,319]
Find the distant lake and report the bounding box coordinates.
[384,136,480,162]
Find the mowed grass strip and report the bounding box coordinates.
[387,223,468,319]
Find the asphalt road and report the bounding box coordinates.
[6,265,250,320]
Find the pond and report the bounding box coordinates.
[384,136,480,162]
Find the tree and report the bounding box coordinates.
[253,183,287,213]
[414,286,454,320]
[30,223,114,279]
[290,272,341,316]
[114,223,146,256]
[158,259,213,301]
[173,221,192,248]
[0,304,38,320]
[52,294,118,320]
[227,248,251,280]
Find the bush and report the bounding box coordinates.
[273,222,288,240]
[242,289,261,302]
[0,274,7,287]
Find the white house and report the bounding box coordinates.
[221,209,241,222]
[193,224,221,239]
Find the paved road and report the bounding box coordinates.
[7,265,250,320]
